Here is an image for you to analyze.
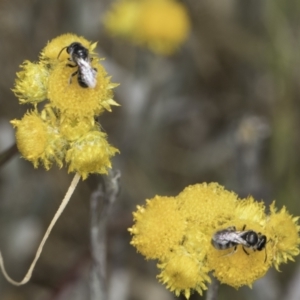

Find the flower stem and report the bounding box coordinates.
[90,170,121,300]
[0,172,81,285]
[206,275,220,300]
[0,143,18,168]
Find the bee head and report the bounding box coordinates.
[57,42,89,61]
[256,234,267,251]
[67,42,89,60]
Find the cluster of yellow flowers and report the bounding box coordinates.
[103,0,191,55]
[129,183,300,298]
[7,32,300,297]
[11,34,119,179]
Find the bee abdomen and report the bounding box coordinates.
[211,238,235,250]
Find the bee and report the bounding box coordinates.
[211,225,267,261]
[57,42,97,88]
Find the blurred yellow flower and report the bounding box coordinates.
[104,0,140,38]
[104,0,191,55]
[129,183,300,298]
[11,33,119,179]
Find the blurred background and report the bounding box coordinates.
[1,0,300,299]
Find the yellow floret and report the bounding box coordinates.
[157,249,210,299]
[40,33,97,62]
[129,196,186,260]
[65,131,119,179]
[234,196,267,226]
[13,61,49,104]
[11,111,65,169]
[266,202,300,270]
[177,183,238,231]
[59,117,95,141]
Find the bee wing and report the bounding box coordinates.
[229,231,250,246]
[213,230,247,245]
[77,59,97,88]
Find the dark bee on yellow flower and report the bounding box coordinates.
[58,42,97,88]
[212,225,267,261]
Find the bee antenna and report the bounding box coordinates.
[57,46,68,59]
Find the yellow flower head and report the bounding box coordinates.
[157,249,210,299]
[65,131,119,180]
[11,33,119,179]
[104,0,140,37]
[266,202,300,270]
[135,0,191,54]
[11,111,65,169]
[104,0,191,55]
[129,196,186,260]
[177,183,238,231]
[40,33,97,62]
[13,61,49,105]
[207,220,271,288]
[47,61,117,118]
[130,183,300,297]
[59,117,95,142]
[234,196,267,226]
[205,195,270,288]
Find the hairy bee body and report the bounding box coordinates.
[212,225,267,256]
[58,42,97,88]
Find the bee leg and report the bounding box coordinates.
[229,246,238,256]
[242,246,249,255]
[220,246,237,258]
[242,224,247,230]
[68,70,78,84]
[71,70,78,77]
[67,63,77,68]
